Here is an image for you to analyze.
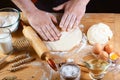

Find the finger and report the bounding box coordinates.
[63,14,73,31]
[73,17,81,29]
[49,13,57,23]
[44,25,55,41]
[46,25,58,41]
[67,15,76,31]
[59,13,68,28]
[53,2,66,11]
[41,26,54,41]
[37,27,48,41]
[50,23,61,38]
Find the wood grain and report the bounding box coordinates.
[0,13,120,80]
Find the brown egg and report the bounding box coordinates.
[93,43,103,55]
[104,44,113,54]
[98,51,109,61]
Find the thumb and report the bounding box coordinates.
[49,13,57,23]
[53,2,66,11]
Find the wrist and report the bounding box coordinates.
[12,0,38,16]
[21,1,38,15]
[25,6,38,17]
[78,0,90,6]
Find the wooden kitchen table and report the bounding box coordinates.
[0,13,120,80]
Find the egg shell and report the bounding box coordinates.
[98,51,109,61]
[93,43,103,55]
[116,52,120,57]
[104,44,113,54]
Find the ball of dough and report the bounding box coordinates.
[44,27,82,51]
[87,23,113,45]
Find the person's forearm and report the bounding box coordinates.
[12,0,38,15]
[79,0,90,6]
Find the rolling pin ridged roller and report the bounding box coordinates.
[22,26,50,60]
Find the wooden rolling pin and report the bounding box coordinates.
[22,25,57,71]
[22,26,49,59]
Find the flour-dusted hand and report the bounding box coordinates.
[26,9,61,41]
[53,0,90,31]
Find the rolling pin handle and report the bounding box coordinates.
[41,52,50,60]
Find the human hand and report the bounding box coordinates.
[26,9,61,41]
[53,0,89,31]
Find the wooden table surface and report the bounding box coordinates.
[0,13,120,80]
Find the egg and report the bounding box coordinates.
[104,44,113,54]
[110,52,119,60]
[98,51,109,61]
[93,43,103,55]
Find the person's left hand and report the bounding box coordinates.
[53,0,89,31]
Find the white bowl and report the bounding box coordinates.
[0,7,20,32]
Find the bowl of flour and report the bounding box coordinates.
[0,8,20,32]
[59,63,81,80]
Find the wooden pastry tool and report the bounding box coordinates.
[22,25,57,71]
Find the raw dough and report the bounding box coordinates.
[87,23,113,45]
[44,27,82,51]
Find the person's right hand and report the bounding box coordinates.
[26,9,61,41]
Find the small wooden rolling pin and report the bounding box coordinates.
[22,25,57,71]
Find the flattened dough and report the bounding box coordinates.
[44,27,82,51]
[87,23,113,45]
